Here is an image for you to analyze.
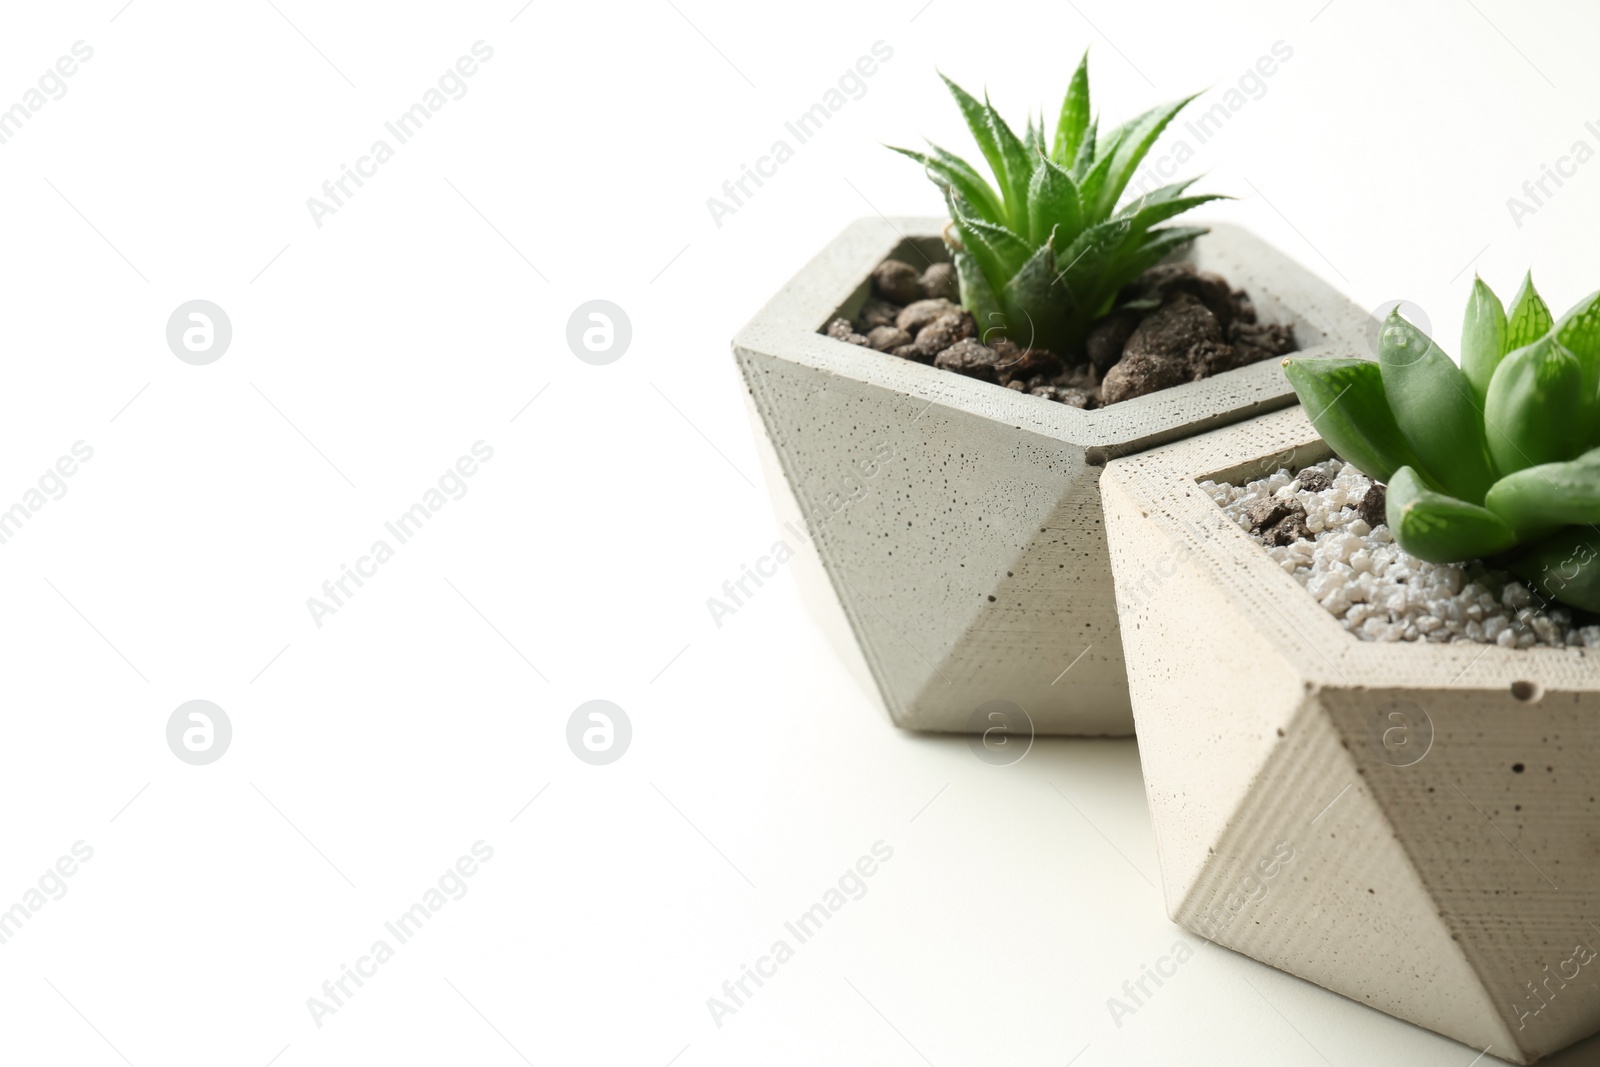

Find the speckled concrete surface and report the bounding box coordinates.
[1103,405,1600,1063]
[734,217,1372,734]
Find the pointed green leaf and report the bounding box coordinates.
[1113,225,1208,284]
[1116,176,1199,211]
[1090,95,1199,219]
[1553,290,1600,447]
[1024,112,1047,161]
[1054,217,1134,319]
[1505,272,1553,353]
[1506,527,1600,612]
[950,245,1005,346]
[939,74,1007,194]
[1485,447,1600,532]
[1282,358,1424,485]
[945,186,1031,287]
[1052,52,1091,166]
[1027,157,1082,246]
[1556,289,1600,361]
[1459,276,1507,406]
[1077,149,1118,225]
[887,143,1005,225]
[1377,309,1496,504]
[1120,193,1228,233]
[1484,335,1582,476]
[1070,117,1098,182]
[1001,240,1073,353]
[983,93,1036,233]
[1387,467,1519,563]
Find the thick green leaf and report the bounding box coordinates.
[1554,290,1600,449]
[1090,95,1199,220]
[1054,217,1135,318]
[1387,467,1519,563]
[1484,335,1582,476]
[1556,289,1600,360]
[945,187,1031,286]
[1112,225,1208,285]
[1120,193,1228,233]
[950,245,1004,346]
[1076,150,1118,226]
[1027,157,1082,246]
[1053,53,1091,166]
[1001,241,1073,353]
[1030,114,1056,163]
[1282,358,1424,485]
[1505,272,1553,353]
[1505,527,1600,612]
[1485,447,1600,532]
[940,74,1008,197]
[1460,276,1507,407]
[1070,117,1098,182]
[983,93,1036,234]
[1377,309,1496,504]
[1115,177,1198,212]
[887,143,1005,225]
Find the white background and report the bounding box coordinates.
[1,1,1597,1064]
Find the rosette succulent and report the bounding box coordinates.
[889,53,1221,357]
[1284,275,1600,611]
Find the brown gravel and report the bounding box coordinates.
[871,260,925,305]
[826,257,1298,411]
[933,339,1001,383]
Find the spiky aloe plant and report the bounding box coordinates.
[888,53,1222,357]
[1284,275,1600,611]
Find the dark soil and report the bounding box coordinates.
[823,258,1299,408]
[1245,496,1313,546]
[1356,482,1386,528]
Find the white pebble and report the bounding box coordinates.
[1219,458,1580,648]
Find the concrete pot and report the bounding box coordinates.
[733,216,1369,735]
[1102,405,1600,1064]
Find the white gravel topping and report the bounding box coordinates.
[1201,457,1600,648]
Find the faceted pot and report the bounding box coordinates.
[1102,405,1600,1063]
[733,217,1369,735]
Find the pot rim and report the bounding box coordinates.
[732,215,1375,461]
[1104,404,1600,692]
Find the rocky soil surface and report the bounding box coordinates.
[1204,457,1600,648]
[824,258,1297,407]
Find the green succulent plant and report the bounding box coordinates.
[1284,275,1600,611]
[888,53,1222,357]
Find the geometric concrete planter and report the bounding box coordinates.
[733,217,1370,735]
[1102,405,1600,1064]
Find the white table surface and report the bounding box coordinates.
[1,1,1596,1064]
